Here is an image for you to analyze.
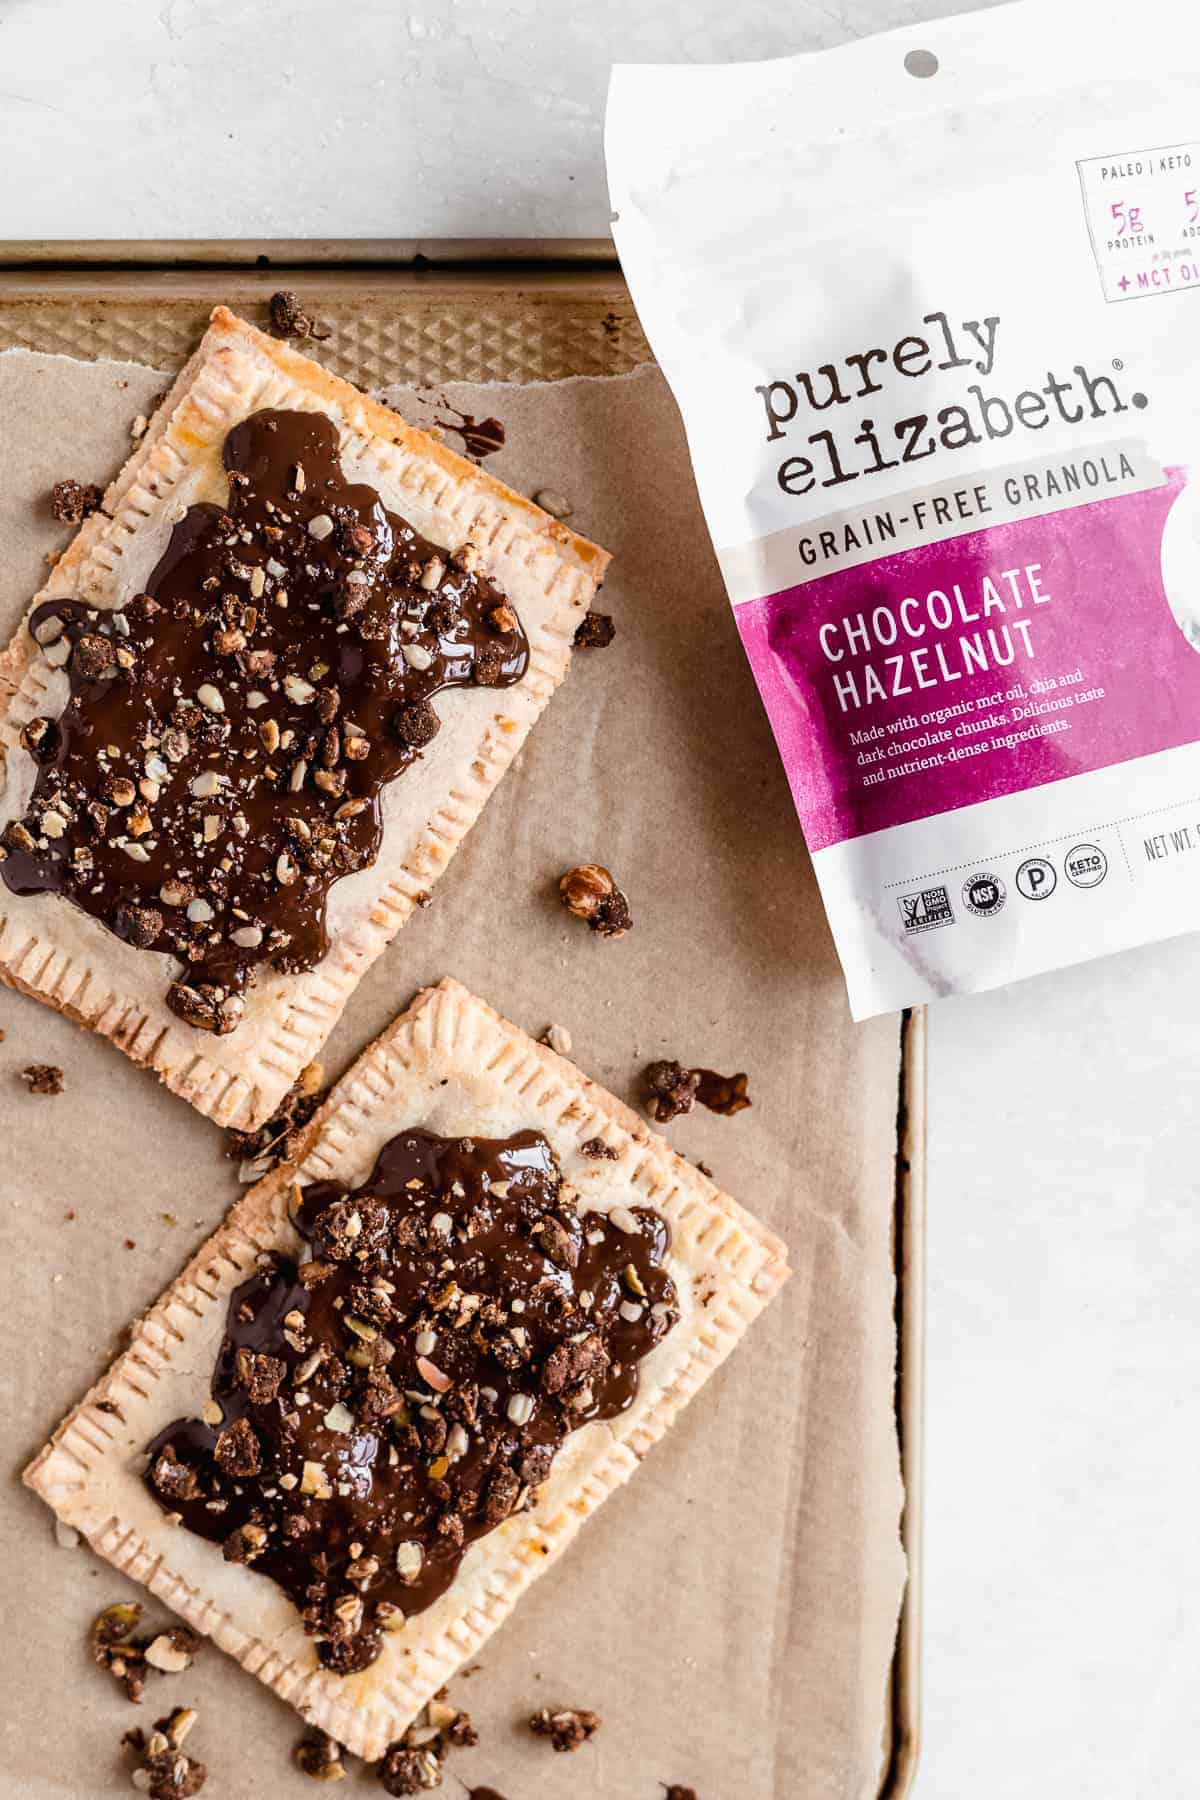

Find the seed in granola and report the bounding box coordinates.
[558,863,632,938]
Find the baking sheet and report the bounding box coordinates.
[0,344,907,1798]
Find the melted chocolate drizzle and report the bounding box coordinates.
[145,1128,678,1673]
[1,410,527,1033]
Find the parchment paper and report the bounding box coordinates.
[0,350,906,1800]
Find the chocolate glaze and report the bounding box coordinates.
[145,1128,678,1673]
[1,410,527,1034]
[694,1069,751,1117]
[436,408,506,460]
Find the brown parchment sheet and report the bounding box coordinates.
[0,347,906,1800]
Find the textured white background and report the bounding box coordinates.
[4,1,1188,1796]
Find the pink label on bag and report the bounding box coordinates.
[735,470,1194,851]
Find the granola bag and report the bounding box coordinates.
[607,0,1200,1016]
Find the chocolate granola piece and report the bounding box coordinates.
[21,1062,64,1096]
[528,1706,601,1753]
[226,1060,326,1178]
[376,1696,477,1795]
[116,900,166,949]
[644,1060,702,1123]
[143,1129,679,1678]
[91,1604,200,1703]
[378,1745,442,1794]
[234,1348,287,1403]
[165,983,244,1037]
[573,609,616,650]
[558,863,633,938]
[663,1788,699,1800]
[580,1136,619,1160]
[295,1728,349,1782]
[150,1445,200,1503]
[394,699,442,748]
[50,479,103,525]
[123,1708,206,1798]
[4,410,529,1036]
[92,1601,150,1702]
[267,290,329,341]
[213,1415,261,1477]
[645,1060,751,1122]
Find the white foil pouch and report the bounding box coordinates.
[607,0,1200,1017]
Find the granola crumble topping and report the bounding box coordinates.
[3,410,528,1034]
[145,1128,678,1675]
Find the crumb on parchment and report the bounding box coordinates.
[21,1062,64,1095]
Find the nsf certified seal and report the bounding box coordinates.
[962,871,1007,917]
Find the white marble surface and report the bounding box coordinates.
[0,0,1000,241]
[6,1,1186,1797]
[924,935,1200,1800]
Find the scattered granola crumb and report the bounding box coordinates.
[644,1061,752,1122]
[644,1059,701,1123]
[558,863,632,939]
[130,413,149,441]
[268,289,331,341]
[50,478,103,524]
[92,1602,200,1703]
[541,1023,573,1056]
[696,1160,715,1179]
[21,1062,64,1095]
[580,1136,619,1160]
[378,1696,477,1794]
[573,610,616,650]
[528,1706,601,1753]
[663,1787,699,1800]
[295,1728,349,1782]
[123,1707,206,1797]
[226,1060,327,1179]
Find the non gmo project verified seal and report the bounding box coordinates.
[897,885,955,934]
